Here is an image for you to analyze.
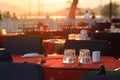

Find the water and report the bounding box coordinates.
[17,15,102,19]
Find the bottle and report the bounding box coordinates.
[80,29,88,40]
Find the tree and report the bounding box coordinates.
[68,0,78,19]
[2,11,11,19]
[101,2,120,18]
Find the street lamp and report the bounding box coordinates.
[110,0,112,21]
[28,0,31,16]
[100,0,102,7]
[38,0,40,16]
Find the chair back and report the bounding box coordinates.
[0,62,45,80]
[92,22,111,32]
[3,36,43,55]
[80,70,120,80]
[91,32,120,56]
[63,40,108,55]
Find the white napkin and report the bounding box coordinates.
[22,53,40,57]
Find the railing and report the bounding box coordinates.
[0,18,107,33]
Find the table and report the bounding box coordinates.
[43,39,65,54]
[12,55,120,80]
[25,27,92,39]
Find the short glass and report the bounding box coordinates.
[63,49,76,63]
[78,49,91,64]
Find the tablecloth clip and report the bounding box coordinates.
[114,68,120,71]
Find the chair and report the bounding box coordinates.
[0,62,45,80]
[63,40,108,55]
[91,32,120,56]
[80,69,120,80]
[3,36,43,55]
[112,18,120,23]
[91,22,111,32]
[0,50,13,62]
[111,18,120,28]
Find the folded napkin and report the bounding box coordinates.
[22,53,41,57]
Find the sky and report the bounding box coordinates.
[0,0,119,14]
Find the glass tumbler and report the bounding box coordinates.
[78,49,91,64]
[63,49,76,63]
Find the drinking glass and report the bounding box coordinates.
[63,49,76,63]
[78,49,91,64]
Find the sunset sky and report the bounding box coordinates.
[0,0,119,15]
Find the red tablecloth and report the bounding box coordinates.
[13,55,120,69]
[43,39,65,54]
[13,55,120,80]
